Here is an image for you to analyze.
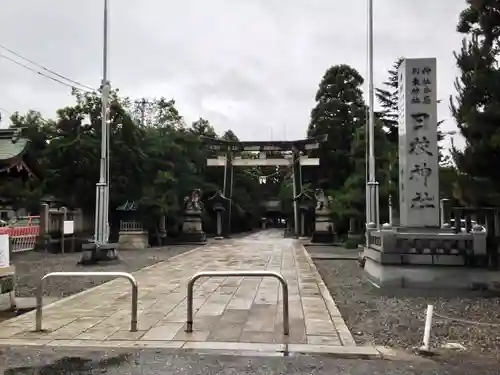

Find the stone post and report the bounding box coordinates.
[365,222,377,247]
[37,203,50,250]
[440,198,450,228]
[216,211,223,239]
[61,206,67,253]
[379,223,397,254]
[159,215,167,245]
[348,218,356,235]
[74,208,83,234]
[472,224,487,257]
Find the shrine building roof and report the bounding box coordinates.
[0,128,40,178]
[0,128,29,162]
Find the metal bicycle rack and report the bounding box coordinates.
[185,270,289,335]
[35,271,138,332]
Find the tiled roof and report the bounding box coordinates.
[116,200,139,211]
[0,129,29,162]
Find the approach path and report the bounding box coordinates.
[0,230,369,355]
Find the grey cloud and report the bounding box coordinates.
[0,0,467,148]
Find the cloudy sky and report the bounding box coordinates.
[0,0,467,149]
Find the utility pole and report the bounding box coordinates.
[94,0,110,246]
[139,98,147,126]
[292,145,301,238]
[366,0,379,230]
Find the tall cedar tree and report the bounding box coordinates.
[450,0,500,206]
[375,58,403,144]
[307,64,367,191]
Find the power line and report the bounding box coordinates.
[0,107,12,115]
[0,50,96,93]
[0,44,96,92]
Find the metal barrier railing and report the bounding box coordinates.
[185,270,289,335]
[35,271,138,332]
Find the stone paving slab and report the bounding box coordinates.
[0,230,357,354]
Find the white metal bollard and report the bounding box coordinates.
[421,304,434,352]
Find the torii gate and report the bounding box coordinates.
[201,135,327,237]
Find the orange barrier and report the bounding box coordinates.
[0,217,40,253]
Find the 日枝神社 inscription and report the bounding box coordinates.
[398,58,439,227]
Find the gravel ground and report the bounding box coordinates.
[313,252,500,360]
[2,347,500,375]
[10,245,200,298]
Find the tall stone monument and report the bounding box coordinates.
[361,58,493,291]
[398,58,439,228]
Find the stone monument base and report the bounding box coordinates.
[311,214,335,244]
[361,224,500,291]
[178,231,207,244]
[311,230,335,244]
[79,242,119,265]
[117,231,149,250]
[363,257,500,291]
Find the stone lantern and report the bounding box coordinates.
[208,190,230,239]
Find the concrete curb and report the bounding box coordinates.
[0,340,385,359]
[299,243,357,346]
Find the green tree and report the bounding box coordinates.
[330,120,393,233]
[307,64,367,190]
[375,58,403,143]
[450,0,500,206]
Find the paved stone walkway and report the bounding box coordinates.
[0,230,364,355]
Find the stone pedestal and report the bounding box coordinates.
[179,189,207,244]
[311,189,335,243]
[180,213,206,243]
[311,218,335,243]
[118,231,149,250]
[79,242,118,265]
[361,223,500,290]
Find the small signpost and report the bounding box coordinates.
[61,220,75,253]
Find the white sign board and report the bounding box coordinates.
[63,220,75,235]
[398,58,439,227]
[0,234,9,268]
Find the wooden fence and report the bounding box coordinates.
[119,220,143,232]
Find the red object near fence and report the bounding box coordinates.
[0,216,40,252]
